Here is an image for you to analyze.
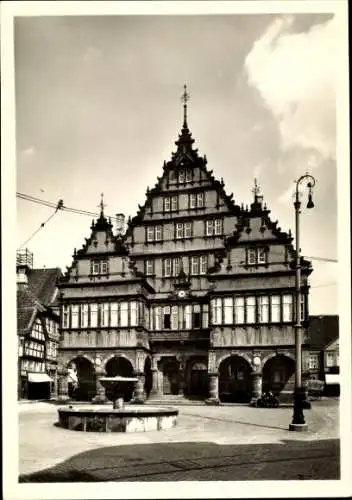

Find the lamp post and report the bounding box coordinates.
[289,173,316,432]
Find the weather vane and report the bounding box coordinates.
[98,193,107,214]
[181,84,190,126]
[252,178,260,199]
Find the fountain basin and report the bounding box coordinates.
[57,405,178,433]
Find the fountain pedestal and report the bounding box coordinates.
[57,376,178,433]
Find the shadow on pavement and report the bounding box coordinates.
[19,438,340,483]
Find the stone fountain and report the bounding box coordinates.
[57,375,178,433]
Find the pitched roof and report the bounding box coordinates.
[27,268,62,306]
[17,287,44,334]
[308,315,339,350]
[17,267,62,335]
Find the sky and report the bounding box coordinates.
[13,9,342,315]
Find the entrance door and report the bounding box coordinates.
[190,362,208,397]
[162,359,180,395]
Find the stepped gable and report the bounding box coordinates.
[60,196,129,283]
[126,85,241,232]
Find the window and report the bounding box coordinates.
[206,220,214,236]
[163,306,171,329]
[120,302,128,327]
[184,222,192,238]
[246,297,256,324]
[197,192,204,208]
[171,196,178,211]
[110,303,118,327]
[271,296,281,322]
[224,297,233,325]
[164,196,178,212]
[234,297,245,324]
[189,193,197,209]
[101,303,109,327]
[147,226,162,242]
[92,260,108,275]
[90,304,98,327]
[92,261,100,275]
[176,222,192,239]
[145,260,154,276]
[211,298,222,325]
[130,302,138,327]
[215,219,222,235]
[173,257,181,277]
[248,249,257,265]
[163,258,172,277]
[189,192,204,209]
[171,306,178,330]
[32,319,45,341]
[326,352,335,367]
[176,223,184,239]
[25,340,44,358]
[259,296,269,323]
[81,304,89,328]
[283,295,293,322]
[63,306,69,328]
[309,354,319,370]
[186,170,192,182]
[71,305,79,328]
[185,305,192,329]
[206,219,222,236]
[193,304,201,328]
[202,304,209,328]
[191,256,199,275]
[178,170,185,183]
[200,255,208,275]
[258,247,266,264]
[155,226,162,241]
[248,247,267,265]
[147,226,154,242]
[101,261,108,274]
[154,307,162,330]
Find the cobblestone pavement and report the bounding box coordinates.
[18,399,340,481]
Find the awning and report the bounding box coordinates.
[28,373,53,383]
[325,374,340,385]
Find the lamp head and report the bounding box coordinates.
[307,193,314,209]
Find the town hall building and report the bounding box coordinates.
[57,87,313,405]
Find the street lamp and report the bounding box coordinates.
[289,173,316,431]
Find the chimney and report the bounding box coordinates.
[115,213,125,236]
[16,249,33,289]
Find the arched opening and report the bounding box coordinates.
[188,360,208,398]
[68,357,95,402]
[105,356,134,401]
[159,357,180,395]
[219,355,252,403]
[262,354,295,398]
[144,357,152,397]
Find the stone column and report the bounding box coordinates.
[131,374,146,404]
[205,374,220,405]
[50,371,58,399]
[92,367,107,404]
[57,367,69,402]
[250,371,263,406]
[149,356,162,398]
[177,356,186,396]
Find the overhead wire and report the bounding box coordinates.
[17,191,338,264]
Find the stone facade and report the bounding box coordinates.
[57,92,312,404]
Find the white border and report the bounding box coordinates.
[1,1,351,499]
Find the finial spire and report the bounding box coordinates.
[181,84,190,128]
[252,178,260,201]
[98,193,107,216]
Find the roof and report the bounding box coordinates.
[27,268,62,306]
[308,315,339,350]
[17,267,62,335]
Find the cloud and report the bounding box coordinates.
[83,46,102,64]
[22,146,36,156]
[245,16,336,162]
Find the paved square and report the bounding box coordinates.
[19,399,339,481]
